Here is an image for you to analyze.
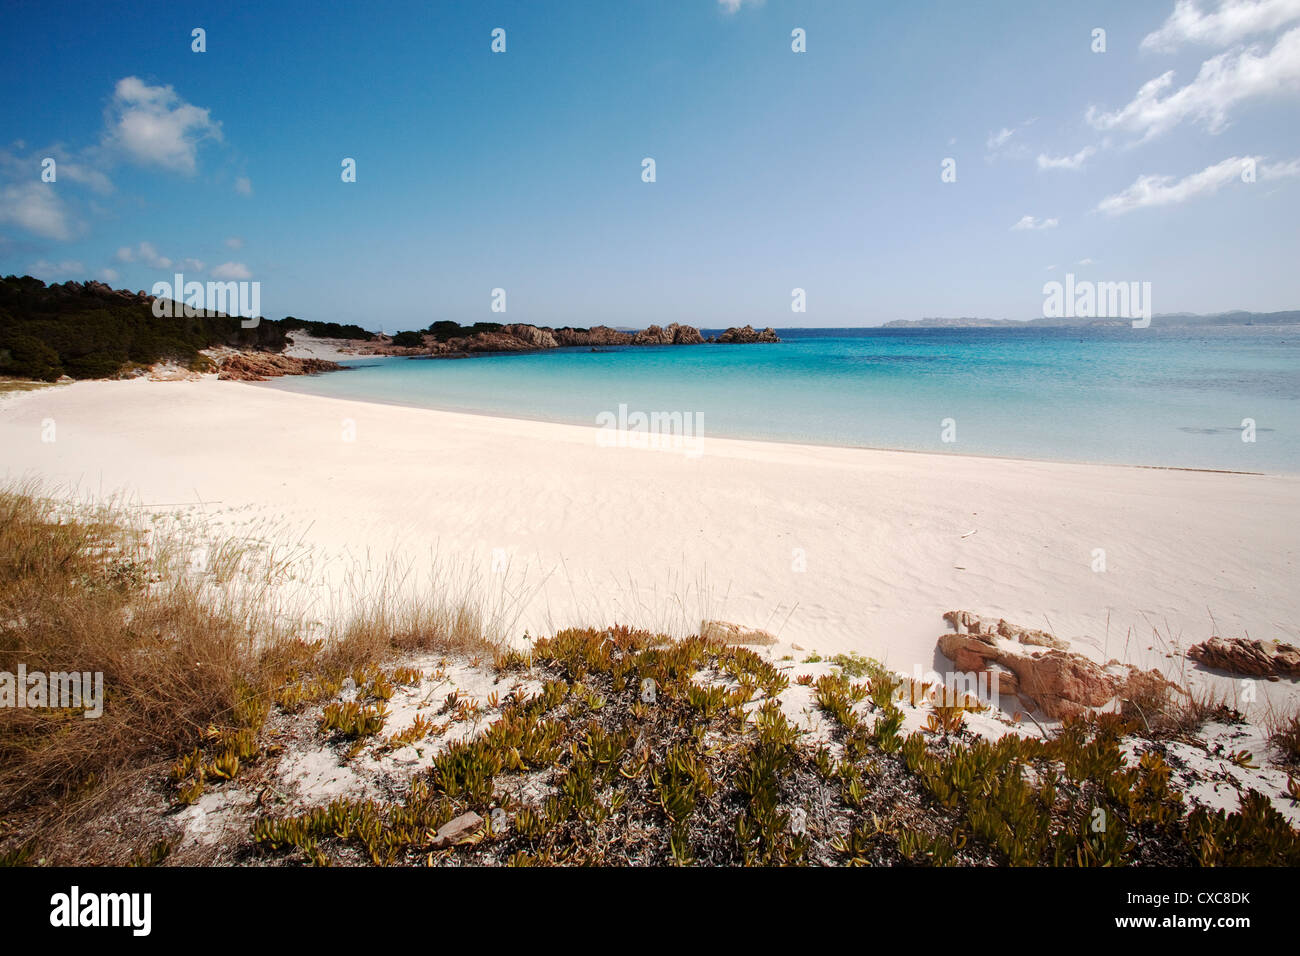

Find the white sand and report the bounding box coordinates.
[281,331,363,362]
[2,378,1297,721]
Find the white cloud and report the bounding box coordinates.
[234,176,252,196]
[98,267,119,283]
[180,258,205,272]
[985,121,1038,159]
[986,127,1016,150]
[210,261,251,280]
[1078,257,1096,265]
[0,182,75,239]
[1096,154,1300,214]
[224,237,244,249]
[1261,156,1300,176]
[115,241,173,269]
[1012,215,1059,230]
[1088,26,1300,138]
[104,76,222,173]
[57,161,113,195]
[1037,146,1097,170]
[0,148,113,196]
[1141,0,1300,52]
[29,259,85,278]
[717,0,762,12]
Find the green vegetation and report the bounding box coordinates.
[0,276,369,381]
[426,320,503,342]
[0,484,496,864]
[384,320,510,349]
[280,317,374,341]
[389,330,424,348]
[247,627,1298,867]
[1,483,1296,866]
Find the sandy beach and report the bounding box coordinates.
[2,377,1296,720]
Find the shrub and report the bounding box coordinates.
[390,330,424,347]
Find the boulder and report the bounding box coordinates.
[987,661,1019,696]
[700,619,777,646]
[941,609,1067,649]
[500,324,559,349]
[1188,637,1300,678]
[431,811,483,848]
[667,322,704,345]
[1013,651,1124,718]
[457,332,538,353]
[717,325,781,344]
[551,325,633,347]
[937,610,1174,719]
[631,324,671,345]
[217,353,343,381]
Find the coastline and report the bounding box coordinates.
[271,330,1300,476]
[265,373,1279,477]
[262,359,1286,478]
[2,377,1297,723]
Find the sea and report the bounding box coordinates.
[263,325,1300,473]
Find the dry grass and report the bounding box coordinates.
[0,377,58,394]
[1119,675,1243,739]
[1105,619,1248,739]
[321,557,521,672]
[0,484,246,812]
[0,483,501,862]
[1265,708,1300,766]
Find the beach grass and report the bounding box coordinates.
[0,377,58,394]
[0,483,498,864]
[1,483,1296,866]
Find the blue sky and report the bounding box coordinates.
[2,0,1298,329]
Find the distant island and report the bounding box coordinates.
[0,276,779,383]
[883,311,1300,328]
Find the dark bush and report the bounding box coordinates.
[0,275,331,380]
[427,321,463,342]
[0,328,63,380]
[282,317,374,340]
[390,330,424,347]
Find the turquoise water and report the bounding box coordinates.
[264,326,1300,473]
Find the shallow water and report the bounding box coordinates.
[265,325,1300,473]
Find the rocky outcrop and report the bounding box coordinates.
[553,325,634,347]
[217,353,343,381]
[942,610,1068,650]
[349,321,779,357]
[631,323,705,346]
[700,620,777,646]
[631,325,670,345]
[669,323,705,344]
[456,331,547,353]
[1188,637,1300,679]
[717,325,781,344]
[500,324,560,349]
[937,610,1175,719]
